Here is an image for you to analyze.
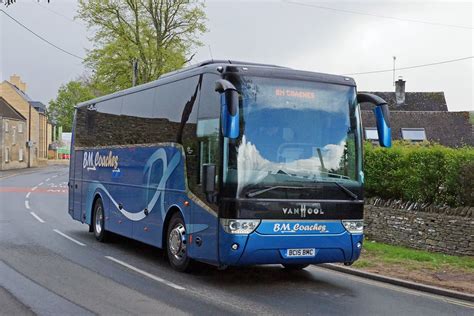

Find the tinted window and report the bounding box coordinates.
[97,98,122,115]
[198,74,221,119]
[122,88,155,118]
[74,76,203,148]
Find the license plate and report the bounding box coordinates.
[286,248,316,257]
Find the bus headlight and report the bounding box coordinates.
[342,220,364,234]
[221,219,261,234]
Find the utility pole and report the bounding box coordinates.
[208,45,214,60]
[132,60,138,86]
[27,103,31,168]
[393,56,396,86]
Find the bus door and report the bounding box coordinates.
[187,74,222,264]
[71,150,83,222]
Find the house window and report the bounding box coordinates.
[19,148,24,162]
[4,120,8,132]
[401,128,426,142]
[18,122,23,133]
[365,127,380,145]
[365,127,379,140]
[12,127,16,145]
[5,148,10,162]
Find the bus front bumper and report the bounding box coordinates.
[218,220,363,266]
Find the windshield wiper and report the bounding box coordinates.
[245,186,306,198]
[246,182,359,200]
[331,181,359,200]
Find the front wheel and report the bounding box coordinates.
[282,264,309,270]
[93,198,109,242]
[166,213,192,272]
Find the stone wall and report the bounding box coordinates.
[364,204,474,256]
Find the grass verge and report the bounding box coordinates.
[354,241,474,271]
[351,240,474,293]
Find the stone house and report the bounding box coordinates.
[0,75,54,168]
[0,97,27,170]
[30,101,52,160]
[360,79,473,147]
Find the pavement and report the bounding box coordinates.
[321,263,474,302]
[0,160,69,179]
[1,166,473,315]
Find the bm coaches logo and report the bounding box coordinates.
[83,151,119,171]
[273,222,328,233]
[282,203,323,218]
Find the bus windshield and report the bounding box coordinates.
[223,76,362,199]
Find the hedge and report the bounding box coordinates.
[364,141,474,206]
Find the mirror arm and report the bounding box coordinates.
[357,93,387,106]
[357,92,392,148]
[215,79,237,93]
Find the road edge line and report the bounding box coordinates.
[104,256,186,291]
[53,229,86,246]
[30,212,45,223]
[319,263,474,303]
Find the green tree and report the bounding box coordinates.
[77,0,207,94]
[3,0,50,6]
[48,80,95,132]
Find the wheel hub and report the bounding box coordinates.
[95,206,103,235]
[169,223,186,260]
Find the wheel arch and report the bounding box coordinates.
[89,192,104,225]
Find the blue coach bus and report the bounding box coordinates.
[68,60,391,271]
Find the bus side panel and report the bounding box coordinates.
[131,146,185,247]
[187,201,218,265]
[80,149,136,238]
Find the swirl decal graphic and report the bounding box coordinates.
[93,148,181,222]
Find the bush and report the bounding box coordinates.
[364,141,474,206]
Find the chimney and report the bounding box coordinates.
[395,76,405,106]
[9,74,27,92]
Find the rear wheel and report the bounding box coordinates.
[93,198,108,242]
[166,213,192,272]
[282,264,309,270]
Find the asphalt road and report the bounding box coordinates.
[1,166,473,316]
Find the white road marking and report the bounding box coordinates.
[30,212,45,223]
[26,192,31,199]
[52,175,58,178]
[45,178,51,182]
[38,182,44,186]
[311,266,474,309]
[25,200,30,210]
[31,186,38,191]
[105,256,186,291]
[53,229,86,246]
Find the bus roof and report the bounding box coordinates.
[77,60,355,108]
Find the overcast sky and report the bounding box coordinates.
[1,0,472,111]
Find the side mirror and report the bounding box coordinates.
[357,93,392,147]
[215,79,239,139]
[202,163,216,203]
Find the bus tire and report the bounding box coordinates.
[93,198,108,242]
[166,213,192,272]
[282,264,309,270]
